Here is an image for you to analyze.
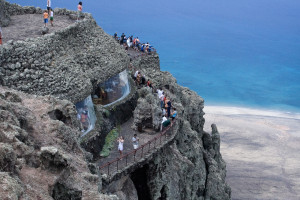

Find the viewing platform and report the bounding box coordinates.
[1,14,75,43]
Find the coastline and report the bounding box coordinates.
[204,105,300,120]
[204,105,300,200]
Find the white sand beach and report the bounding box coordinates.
[204,106,300,200]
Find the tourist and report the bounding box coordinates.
[77,1,83,21]
[136,37,140,46]
[114,32,118,40]
[43,10,49,27]
[134,70,139,81]
[171,108,177,121]
[161,115,170,131]
[50,9,54,26]
[157,88,163,98]
[133,37,136,46]
[147,79,152,88]
[136,72,142,85]
[141,75,146,85]
[165,98,172,117]
[132,134,139,150]
[0,26,2,45]
[117,136,124,157]
[80,109,89,131]
[135,37,140,51]
[140,44,144,52]
[47,0,51,15]
[162,108,166,117]
[127,36,133,48]
[120,33,125,44]
[160,92,165,108]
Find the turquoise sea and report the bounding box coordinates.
[8,0,300,113]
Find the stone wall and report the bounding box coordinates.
[0,0,129,103]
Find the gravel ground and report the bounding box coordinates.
[1,14,75,43]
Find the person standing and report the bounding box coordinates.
[117,136,124,157]
[166,98,172,117]
[47,0,51,14]
[50,9,54,26]
[161,115,170,131]
[43,10,49,27]
[132,134,139,150]
[171,108,177,121]
[77,2,83,21]
[0,26,2,45]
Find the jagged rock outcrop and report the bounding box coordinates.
[105,176,139,200]
[0,87,118,200]
[132,87,162,131]
[128,54,231,200]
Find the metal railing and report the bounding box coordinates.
[99,120,176,176]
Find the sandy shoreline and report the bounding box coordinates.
[204,106,300,200]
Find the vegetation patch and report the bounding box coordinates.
[100,126,120,157]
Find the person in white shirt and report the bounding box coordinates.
[47,0,51,14]
[161,115,168,131]
[132,134,139,150]
[157,88,163,98]
[134,70,139,81]
[50,9,54,26]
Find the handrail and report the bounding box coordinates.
[99,120,176,176]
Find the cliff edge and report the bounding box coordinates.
[0,1,231,199]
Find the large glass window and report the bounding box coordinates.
[75,95,97,136]
[92,70,130,106]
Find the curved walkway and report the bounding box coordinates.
[98,118,176,180]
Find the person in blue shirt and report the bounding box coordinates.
[171,108,177,121]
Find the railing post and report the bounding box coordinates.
[165,130,167,140]
[108,163,110,175]
[134,150,136,162]
[148,142,151,153]
[160,134,162,144]
[141,146,144,158]
[117,159,119,171]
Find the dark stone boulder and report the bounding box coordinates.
[0,143,16,173]
[41,27,49,35]
[40,146,69,171]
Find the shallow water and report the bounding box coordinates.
[7,0,300,113]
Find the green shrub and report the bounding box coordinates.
[100,127,120,157]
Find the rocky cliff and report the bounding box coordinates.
[120,54,231,200]
[0,1,231,199]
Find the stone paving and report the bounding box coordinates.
[98,117,172,175]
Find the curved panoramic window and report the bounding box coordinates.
[75,95,97,136]
[92,70,130,106]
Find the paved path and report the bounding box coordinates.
[1,14,75,43]
[98,118,166,174]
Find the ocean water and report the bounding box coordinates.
[7,0,300,113]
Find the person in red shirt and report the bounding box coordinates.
[77,1,83,21]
